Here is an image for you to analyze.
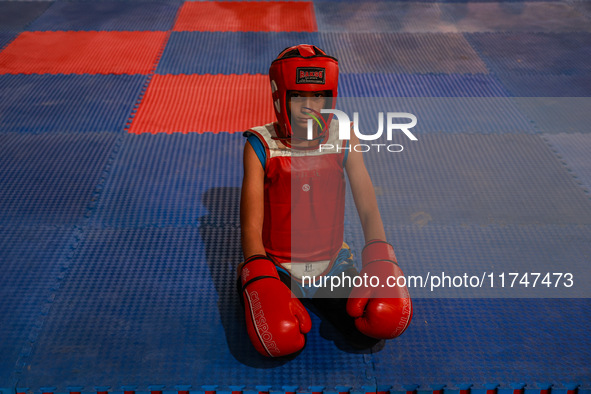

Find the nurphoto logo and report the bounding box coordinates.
[305,108,418,153]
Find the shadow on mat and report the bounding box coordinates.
[198,187,385,366]
[198,187,292,368]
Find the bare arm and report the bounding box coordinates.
[345,133,387,243]
[240,141,267,259]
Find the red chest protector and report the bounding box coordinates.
[245,122,348,266]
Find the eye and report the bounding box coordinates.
[290,92,301,98]
[314,92,326,98]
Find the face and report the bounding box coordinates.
[287,90,329,135]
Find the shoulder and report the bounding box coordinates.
[244,124,275,170]
[244,123,277,142]
[243,137,265,177]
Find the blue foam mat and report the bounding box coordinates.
[382,224,590,299]
[0,32,16,50]
[357,133,591,225]
[3,221,589,388]
[0,75,147,134]
[91,132,244,228]
[342,223,591,379]
[373,298,591,384]
[509,97,591,134]
[315,2,456,33]
[496,74,591,97]
[156,32,321,75]
[16,227,370,389]
[543,133,591,194]
[0,225,74,385]
[0,132,121,226]
[572,0,591,20]
[26,0,183,32]
[335,96,536,133]
[311,0,565,2]
[339,73,511,97]
[13,225,591,387]
[465,32,591,75]
[320,32,488,74]
[0,1,52,32]
[1,0,590,389]
[438,2,591,33]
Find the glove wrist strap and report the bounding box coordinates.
[362,239,398,267]
[239,254,280,290]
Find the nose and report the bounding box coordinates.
[301,98,320,115]
[300,97,313,111]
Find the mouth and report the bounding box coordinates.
[296,117,312,123]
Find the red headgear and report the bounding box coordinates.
[269,44,339,139]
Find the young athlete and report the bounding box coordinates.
[238,44,412,358]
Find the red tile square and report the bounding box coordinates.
[128,74,275,134]
[0,31,168,74]
[173,1,317,32]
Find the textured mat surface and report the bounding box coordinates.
[0,225,74,385]
[439,2,591,32]
[373,297,591,384]
[173,1,317,32]
[497,74,591,97]
[129,75,274,133]
[320,33,489,74]
[0,32,15,51]
[361,133,591,225]
[0,1,52,32]
[466,32,591,75]
[26,0,182,31]
[335,97,535,134]
[0,0,590,390]
[543,133,591,194]
[0,74,146,133]
[315,2,458,33]
[380,224,590,299]
[0,132,120,226]
[156,32,320,74]
[91,133,244,228]
[339,73,511,97]
[13,224,591,386]
[339,223,591,378]
[572,0,591,20]
[0,31,167,74]
[511,97,591,134]
[17,227,371,389]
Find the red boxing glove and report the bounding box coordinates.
[346,240,413,339]
[239,255,312,357]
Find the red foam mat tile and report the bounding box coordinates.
[0,31,168,75]
[173,1,317,32]
[128,74,275,134]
